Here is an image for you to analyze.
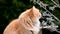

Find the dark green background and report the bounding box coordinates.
[0,0,60,34]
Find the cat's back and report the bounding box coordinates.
[3,19,20,34]
[3,19,32,34]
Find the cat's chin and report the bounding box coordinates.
[39,14,42,19]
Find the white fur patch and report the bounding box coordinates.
[33,20,41,34]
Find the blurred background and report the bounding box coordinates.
[0,0,60,34]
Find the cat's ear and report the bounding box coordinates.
[31,6,36,11]
[33,6,36,9]
[28,6,36,13]
[31,6,39,12]
[32,6,35,9]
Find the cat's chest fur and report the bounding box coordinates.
[33,20,40,34]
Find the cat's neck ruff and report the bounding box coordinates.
[32,20,41,34]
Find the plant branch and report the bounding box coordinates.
[51,0,60,8]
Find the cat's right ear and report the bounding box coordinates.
[31,6,36,11]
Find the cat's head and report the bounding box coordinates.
[19,6,42,20]
[27,6,42,20]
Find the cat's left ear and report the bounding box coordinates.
[32,6,39,12]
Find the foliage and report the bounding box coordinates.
[0,0,60,34]
[0,0,33,34]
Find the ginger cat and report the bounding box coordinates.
[3,6,42,34]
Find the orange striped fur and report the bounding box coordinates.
[3,6,42,34]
